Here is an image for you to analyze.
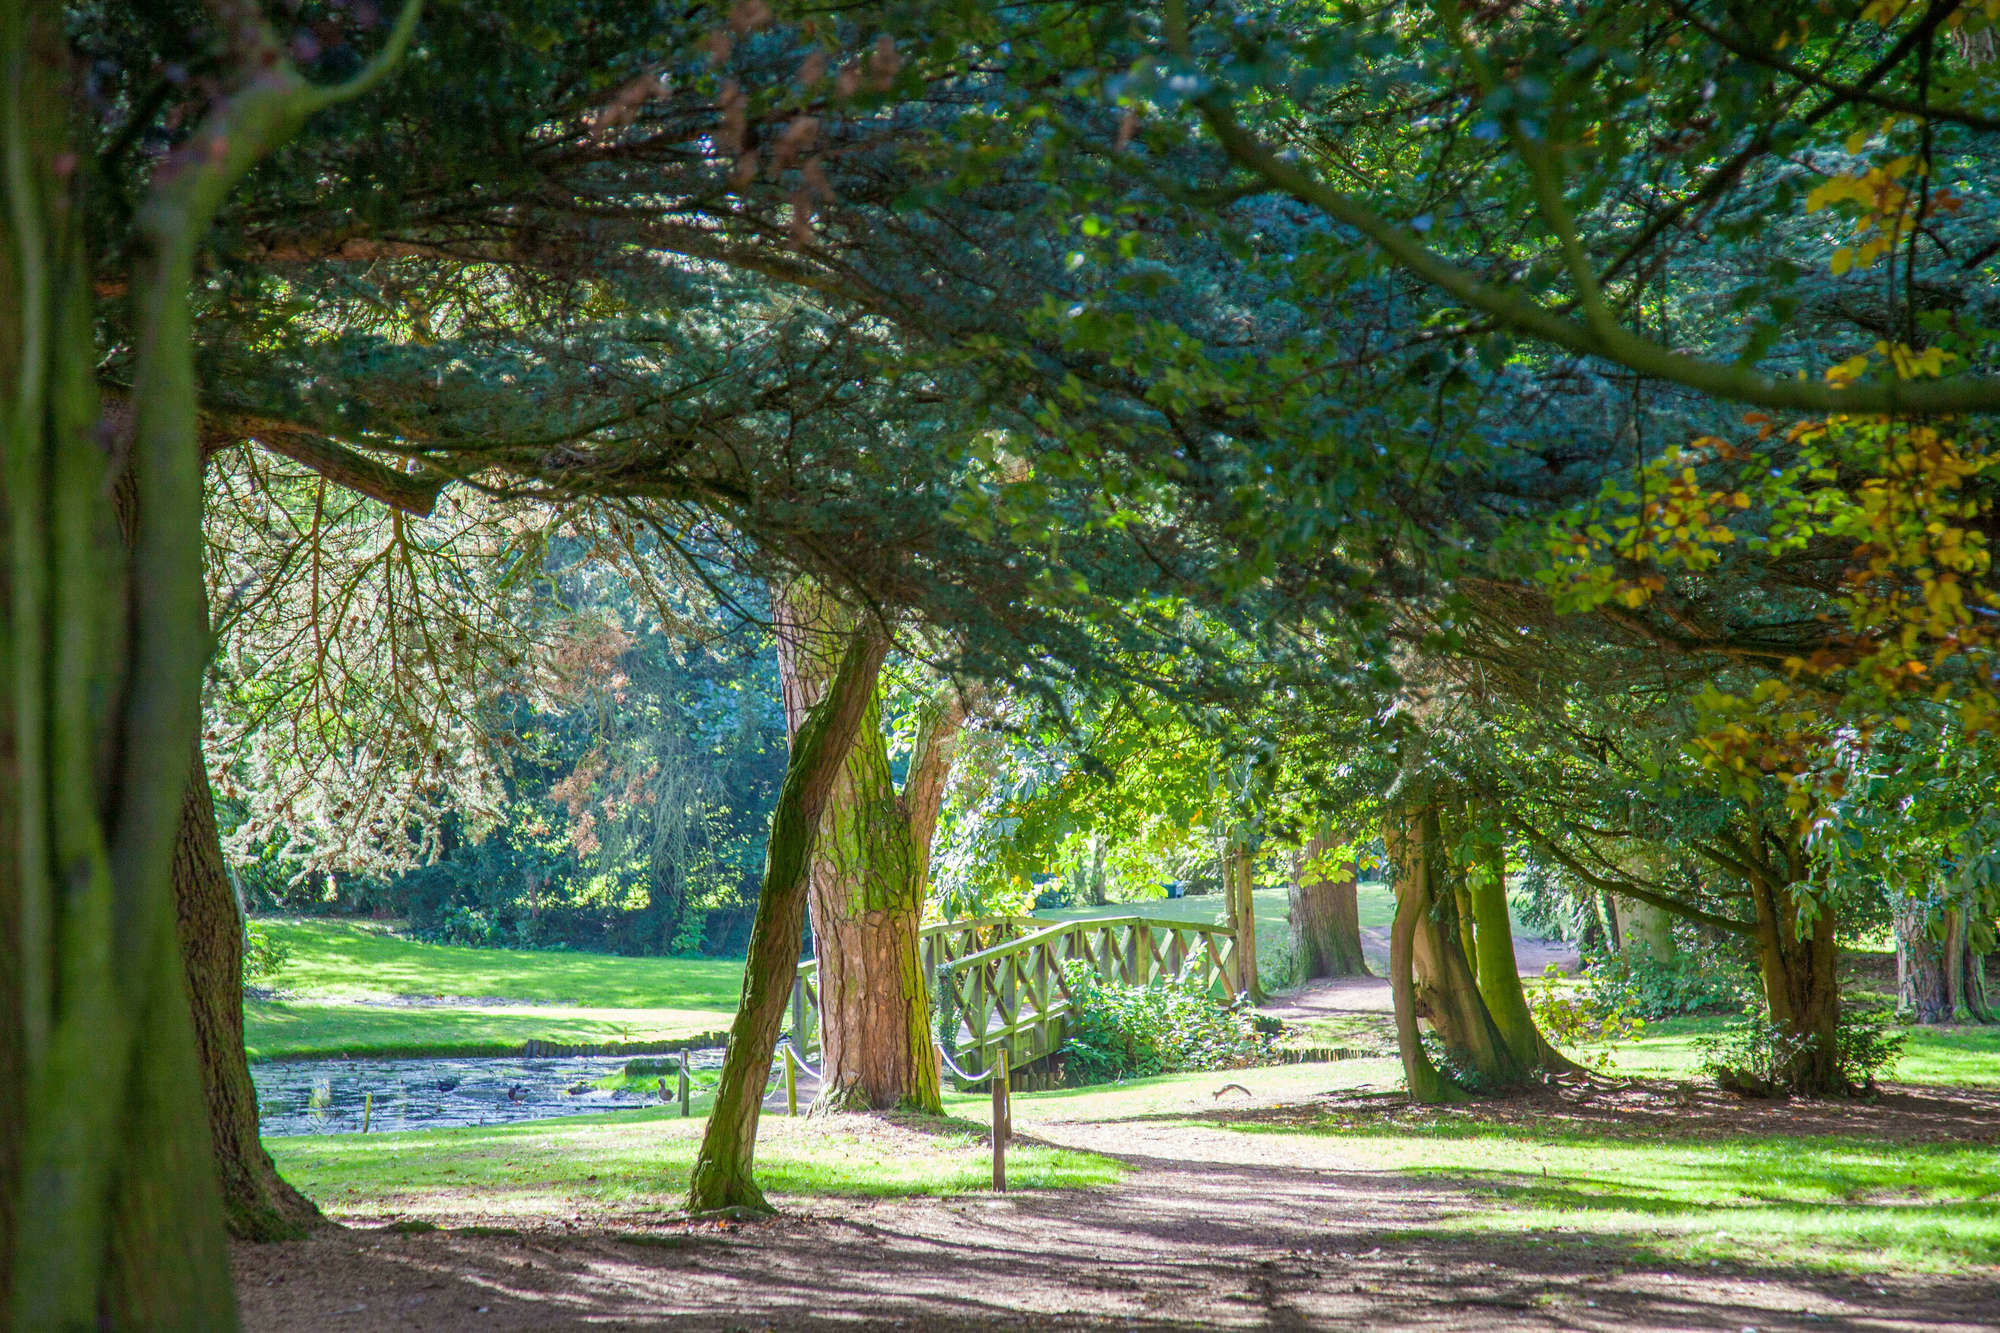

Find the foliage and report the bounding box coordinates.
[1580,948,1754,1021]
[1528,965,1645,1072]
[1056,962,1270,1085]
[242,922,293,985]
[1698,1002,1908,1098]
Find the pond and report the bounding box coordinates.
[251,1049,726,1138]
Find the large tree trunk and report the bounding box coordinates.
[1465,802,1580,1075]
[1613,889,1678,961]
[1746,872,1843,1095]
[1896,896,1954,1024]
[174,749,323,1240]
[1402,806,1528,1091]
[689,629,889,1214]
[774,582,939,1113]
[1288,832,1370,979]
[1384,800,1467,1104]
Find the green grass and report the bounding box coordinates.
[245,917,743,1060]
[243,1000,733,1062]
[945,1058,1403,1123]
[1594,1015,2000,1087]
[268,1108,1124,1222]
[1226,1114,2000,1274]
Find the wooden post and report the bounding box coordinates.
[991,1048,1009,1193]
[362,1092,373,1135]
[791,974,810,1058]
[678,1051,691,1117]
[786,1047,798,1117]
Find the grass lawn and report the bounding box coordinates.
[1597,1014,2000,1087]
[1226,1112,2000,1275]
[268,1108,1123,1222]
[246,918,742,1060]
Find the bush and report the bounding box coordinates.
[1581,947,1752,1020]
[1057,962,1271,1085]
[242,921,292,985]
[1527,964,1644,1070]
[1698,1001,1907,1097]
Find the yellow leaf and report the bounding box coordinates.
[1831,247,1854,276]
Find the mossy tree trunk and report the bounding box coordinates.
[1410,807,1529,1090]
[1895,892,1993,1024]
[173,746,323,1240]
[1463,801,1579,1075]
[775,582,944,1113]
[688,628,890,1214]
[1288,830,1369,979]
[1384,799,1467,1104]
[5,4,414,1316]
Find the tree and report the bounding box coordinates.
[2,0,417,1317]
[774,580,959,1113]
[689,627,888,1214]
[1290,828,1370,980]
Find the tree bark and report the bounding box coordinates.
[1288,832,1370,979]
[173,749,323,1240]
[1613,893,1678,960]
[774,582,940,1113]
[1896,897,1953,1024]
[1746,870,1843,1095]
[688,628,890,1214]
[1384,799,1467,1104]
[1407,806,1529,1090]
[1465,803,1580,1076]
[1228,840,1264,1002]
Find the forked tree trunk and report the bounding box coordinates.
[1288,832,1370,979]
[689,629,890,1214]
[1465,803,1579,1075]
[1384,800,1466,1104]
[174,750,323,1240]
[774,583,941,1113]
[1403,807,1528,1091]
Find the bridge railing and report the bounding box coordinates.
[788,912,1238,1080]
[934,914,1238,1079]
[789,915,1045,1060]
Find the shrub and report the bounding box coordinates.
[1527,963,1644,1070]
[1581,948,1752,1020]
[1698,1001,1907,1097]
[1057,962,1270,1085]
[241,921,292,984]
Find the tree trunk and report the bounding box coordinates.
[1384,800,1467,1104]
[1465,803,1580,1075]
[1288,832,1370,979]
[1228,840,1263,1002]
[688,629,890,1214]
[174,749,323,1240]
[1896,897,1953,1024]
[1613,893,1678,960]
[774,582,939,1114]
[1746,873,1843,1095]
[1407,807,1528,1090]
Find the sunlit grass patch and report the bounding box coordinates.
[1225,1114,2000,1274]
[1598,1016,2000,1088]
[268,1107,1123,1223]
[942,1058,1401,1125]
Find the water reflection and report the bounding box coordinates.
[251,1050,724,1138]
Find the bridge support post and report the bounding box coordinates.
[991,1048,1010,1192]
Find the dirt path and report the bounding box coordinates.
[1261,931,1578,1021]
[234,1084,1998,1331]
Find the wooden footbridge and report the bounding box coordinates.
[789,914,1242,1083]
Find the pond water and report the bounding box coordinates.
[251,1049,726,1138]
